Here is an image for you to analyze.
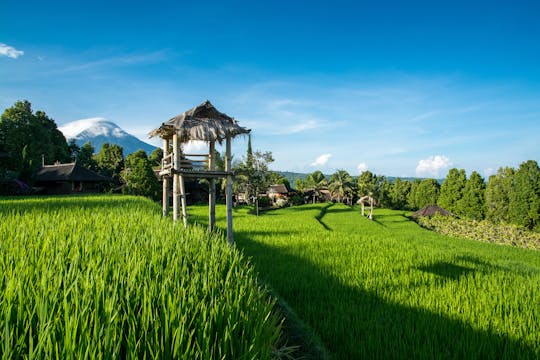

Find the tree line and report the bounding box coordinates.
[293,163,540,231]
[0,100,161,198]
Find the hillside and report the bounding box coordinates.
[278,171,441,188]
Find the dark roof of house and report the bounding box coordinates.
[268,184,289,194]
[35,163,108,182]
[411,204,453,218]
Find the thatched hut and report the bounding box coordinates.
[411,205,453,218]
[149,100,250,245]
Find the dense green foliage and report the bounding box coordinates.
[122,150,161,200]
[388,177,411,209]
[408,178,440,209]
[508,160,540,230]
[417,214,540,250]
[95,143,124,186]
[457,171,486,220]
[485,167,514,223]
[357,170,377,196]
[234,135,274,207]
[0,101,70,180]
[77,141,98,171]
[328,170,355,204]
[191,203,540,359]
[438,168,467,214]
[0,196,282,358]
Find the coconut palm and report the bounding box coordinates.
[329,170,355,204]
[305,170,328,203]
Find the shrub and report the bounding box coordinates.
[416,214,540,250]
[291,194,304,206]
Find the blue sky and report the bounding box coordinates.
[1,0,539,178]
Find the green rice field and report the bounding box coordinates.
[1,195,539,359]
[0,196,281,359]
[190,203,540,359]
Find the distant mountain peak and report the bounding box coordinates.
[59,118,157,156]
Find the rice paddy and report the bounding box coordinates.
[0,195,281,359]
[191,203,540,359]
[2,195,539,359]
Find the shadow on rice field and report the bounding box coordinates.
[237,233,538,359]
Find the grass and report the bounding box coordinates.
[0,195,282,359]
[190,203,540,359]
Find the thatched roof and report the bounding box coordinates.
[35,163,108,182]
[411,204,453,218]
[149,100,250,143]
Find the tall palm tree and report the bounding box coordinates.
[329,170,355,204]
[305,170,328,203]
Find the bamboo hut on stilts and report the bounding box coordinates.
[149,100,250,245]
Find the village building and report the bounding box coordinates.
[35,162,109,195]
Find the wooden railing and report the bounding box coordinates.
[162,153,210,173]
[182,154,209,171]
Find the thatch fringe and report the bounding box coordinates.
[149,100,250,143]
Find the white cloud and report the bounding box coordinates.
[415,155,452,177]
[311,153,332,167]
[0,43,24,59]
[357,162,368,173]
[183,141,208,154]
[288,119,321,133]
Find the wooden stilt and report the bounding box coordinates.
[172,133,180,222]
[208,141,216,231]
[179,174,188,227]
[162,139,170,217]
[225,136,233,245]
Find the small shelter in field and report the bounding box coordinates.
[411,204,453,218]
[357,195,377,220]
[35,162,108,194]
[149,100,250,245]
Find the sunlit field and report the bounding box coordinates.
[191,203,540,359]
[0,195,281,359]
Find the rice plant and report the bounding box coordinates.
[190,203,540,359]
[0,195,282,359]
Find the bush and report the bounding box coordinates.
[416,214,540,250]
[257,196,271,208]
[291,194,304,206]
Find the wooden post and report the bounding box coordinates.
[208,141,216,231]
[225,136,233,245]
[172,133,179,223]
[361,202,365,216]
[179,174,188,227]
[162,138,170,217]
